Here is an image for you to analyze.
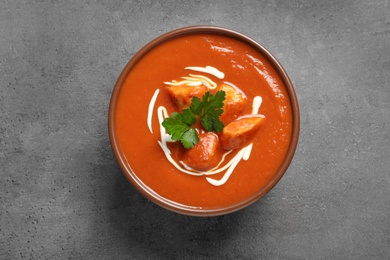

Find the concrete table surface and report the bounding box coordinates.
[1,1,389,259]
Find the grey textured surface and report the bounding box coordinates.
[1,0,389,259]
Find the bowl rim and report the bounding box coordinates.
[108,25,300,217]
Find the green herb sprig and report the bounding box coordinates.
[162,91,226,149]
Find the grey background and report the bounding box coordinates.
[1,0,389,259]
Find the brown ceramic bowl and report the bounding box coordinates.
[109,26,299,216]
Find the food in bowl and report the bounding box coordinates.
[109,26,299,216]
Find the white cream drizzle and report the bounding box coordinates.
[252,96,262,114]
[164,79,203,87]
[146,67,264,186]
[206,146,250,186]
[147,89,160,134]
[164,74,218,89]
[185,66,225,79]
[243,143,253,160]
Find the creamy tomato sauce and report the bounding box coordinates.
[114,34,292,208]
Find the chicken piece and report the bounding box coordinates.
[166,84,208,110]
[220,116,265,150]
[216,84,247,125]
[182,132,221,171]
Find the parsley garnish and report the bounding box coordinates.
[162,91,226,149]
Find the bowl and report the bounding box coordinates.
[109,26,299,216]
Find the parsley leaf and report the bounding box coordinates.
[197,90,225,132]
[189,96,203,115]
[180,128,199,149]
[181,108,196,125]
[161,112,189,140]
[162,91,225,149]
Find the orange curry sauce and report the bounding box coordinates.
[114,34,292,208]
